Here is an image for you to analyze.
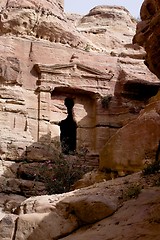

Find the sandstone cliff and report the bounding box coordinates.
[0,1,158,168]
[133,0,160,79]
[100,0,160,173]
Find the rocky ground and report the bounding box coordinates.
[0,169,160,239]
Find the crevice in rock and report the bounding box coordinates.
[96,124,122,129]
[11,216,18,240]
[122,81,160,101]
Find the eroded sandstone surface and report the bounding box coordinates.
[133,0,160,79]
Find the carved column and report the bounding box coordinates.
[36,86,52,143]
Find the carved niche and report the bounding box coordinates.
[34,62,113,153]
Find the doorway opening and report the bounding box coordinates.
[59,97,77,154]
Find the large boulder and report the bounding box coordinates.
[60,187,160,240]
[100,92,160,172]
[12,179,120,240]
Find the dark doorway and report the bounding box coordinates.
[59,98,77,154]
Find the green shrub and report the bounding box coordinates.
[121,183,142,201]
[84,43,91,52]
[101,95,112,109]
[142,161,160,175]
[37,154,91,194]
[149,206,160,224]
[154,177,160,187]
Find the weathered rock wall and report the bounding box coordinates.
[133,0,160,79]
[100,0,160,173]
[0,37,158,162]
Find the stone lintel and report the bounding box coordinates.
[52,86,101,99]
[34,62,113,81]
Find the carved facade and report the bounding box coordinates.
[0,1,159,172]
[34,62,113,153]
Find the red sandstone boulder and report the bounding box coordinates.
[133,0,160,79]
[100,92,160,172]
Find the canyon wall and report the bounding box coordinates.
[100,0,160,173]
[134,0,160,79]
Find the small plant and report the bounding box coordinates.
[101,95,112,109]
[142,161,160,175]
[121,183,142,201]
[84,43,91,52]
[154,177,160,187]
[143,141,160,175]
[37,153,91,194]
[149,206,160,224]
[149,214,160,224]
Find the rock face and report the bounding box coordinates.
[76,5,137,52]
[133,0,160,79]
[99,0,160,173]
[0,0,159,195]
[100,92,160,172]
[0,0,81,47]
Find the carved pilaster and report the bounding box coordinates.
[36,87,52,142]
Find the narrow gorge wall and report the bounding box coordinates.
[100,1,160,173]
[134,0,160,79]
